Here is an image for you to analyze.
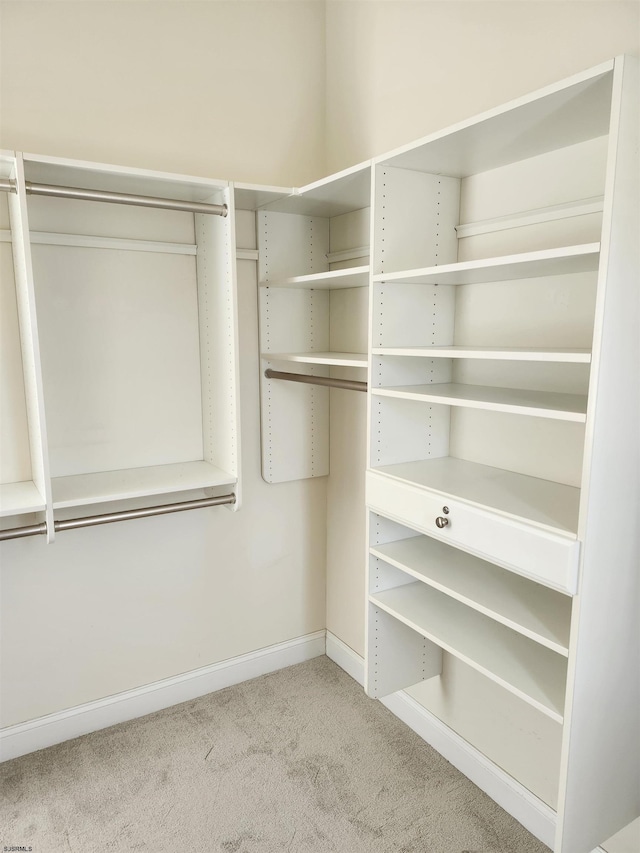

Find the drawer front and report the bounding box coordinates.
[366,471,579,594]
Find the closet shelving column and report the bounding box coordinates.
[365,56,638,853]
[21,153,242,519]
[256,163,372,483]
[0,152,53,538]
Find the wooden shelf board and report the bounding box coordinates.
[233,182,294,211]
[372,457,579,537]
[372,383,587,422]
[260,162,371,217]
[373,346,591,363]
[0,481,46,517]
[260,265,370,290]
[374,244,600,286]
[370,582,567,721]
[264,352,367,368]
[371,537,571,654]
[376,62,613,177]
[51,461,235,509]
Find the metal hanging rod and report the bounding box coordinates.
[0,178,227,216]
[0,493,236,542]
[265,368,367,393]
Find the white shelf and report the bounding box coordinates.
[264,352,367,368]
[233,182,293,211]
[0,481,46,518]
[24,153,228,203]
[375,244,600,286]
[372,383,587,422]
[376,61,613,177]
[371,537,571,654]
[373,346,591,363]
[51,461,235,509]
[260,265,370,290]
[260,162,371,217]
[370,582,567,721]
[373,457,580,537]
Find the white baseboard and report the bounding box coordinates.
[326,631,559,849]
[0,630,326,763]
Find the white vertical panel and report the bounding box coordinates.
[196,186,241,507]
[370,395,450,468]
[373,165,460,275]
[372,283,456,349]
[8,154,54,540]
[257,210,329,281]
[366,604,442,699]
[556,55,640,853]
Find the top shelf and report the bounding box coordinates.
[260,265,370,290]
[377,62,613,177]
[259,162,372,218]
[374,244,600,286]
[23,153,228,204]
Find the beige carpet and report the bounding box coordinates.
[0,657,549,852]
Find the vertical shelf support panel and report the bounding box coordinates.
[257,211,330,483]
[366,604,442,698]
[555,55,639,853]
[7,154,54,541]
[196,186,242,508]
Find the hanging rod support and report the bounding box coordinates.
[0,178,227,216]
[0,493,236,542]
[265,368,367,393]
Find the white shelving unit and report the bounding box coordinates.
[373,242,600,286]
[0,153,242,539]
[1,52,637,853]
[365,56,639,853]
[261,266,369,290]
[254,162,372,483]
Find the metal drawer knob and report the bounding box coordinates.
[435,516,449,529]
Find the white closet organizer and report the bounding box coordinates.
[255,163,371,483]
[0,153,241,542]
[366,56,638,853]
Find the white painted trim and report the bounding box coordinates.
[325,632,611,852]
[382,691,557,847]
[0,631,326,762]
[326,632,365,686]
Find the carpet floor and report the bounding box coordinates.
[0,656,550,852]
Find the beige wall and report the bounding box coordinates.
[0,1,328,727]
[0,0,326,186]
[325,0,640,173]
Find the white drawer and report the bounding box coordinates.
[366,470,579,594]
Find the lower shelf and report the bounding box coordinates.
[370,536,571,654]
[370,582,567,722]
[0,480,46,517]
[51,461,236,509]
